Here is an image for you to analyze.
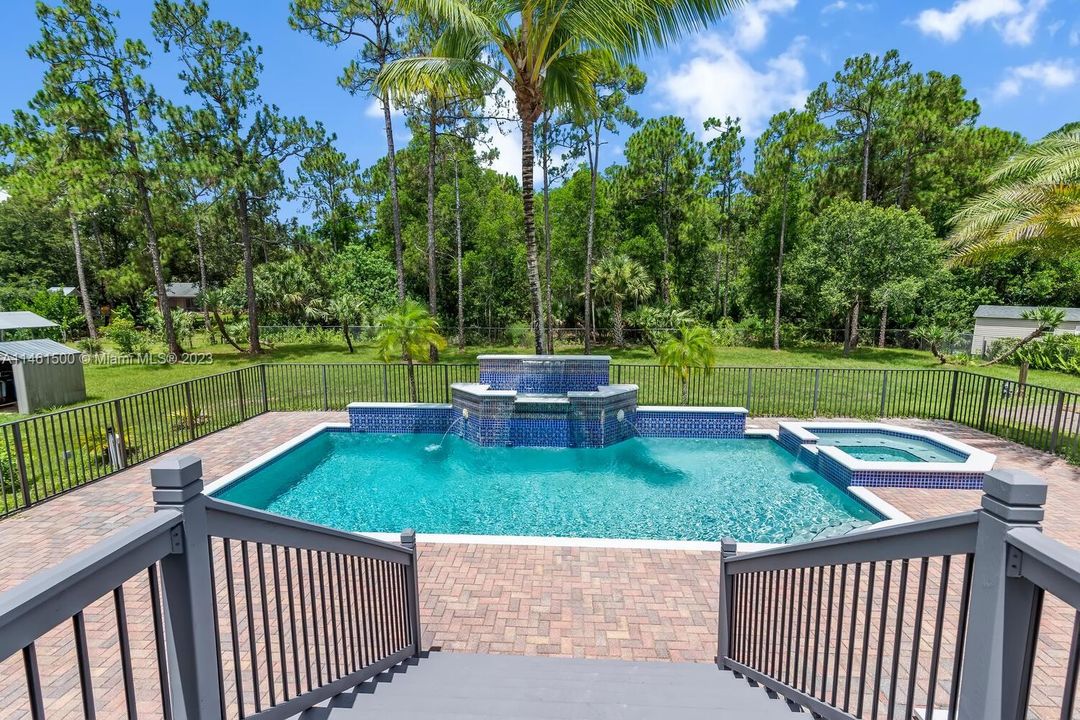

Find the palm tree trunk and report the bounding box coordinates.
[613,297,624,348]
[236,190,261,354]
[454,153,464,350]
[681,376,689,405]
[382,94,406,301]
[68,211,97,341]
[772,174,789,351]
[878,305,888,348]
[135,172,183,359]
[520,117,547,355]
[426,98,439,362]
[195,213,213,345]
[982,328,1048,366]
[541,113,554,354]
[212,309,244,352]
[406,356,417,402]
[584,122,599,355]
[343,320,354,353]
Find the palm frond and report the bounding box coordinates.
[376,56,505,103]
[542,53,601,113]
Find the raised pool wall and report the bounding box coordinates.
[347,355,747,447]
[777,422,995,490]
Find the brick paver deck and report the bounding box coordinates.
[0,412,1077,718]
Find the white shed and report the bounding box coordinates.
[970,305,1080,355]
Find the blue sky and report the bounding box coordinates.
[2,0,1078,195]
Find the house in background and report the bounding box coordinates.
[165,282,200,311]
[970,304,1080,355]
[47,286,79,298]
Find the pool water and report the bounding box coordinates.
[812,431,966,463]
[214,432,880,543]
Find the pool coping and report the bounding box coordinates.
[203,422,912,553]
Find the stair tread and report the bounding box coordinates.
[315,653,800,719]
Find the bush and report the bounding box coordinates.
[76,336,103,354]
[507,321,531,347]
[1004,334,1080,375]
[104,318,152,355]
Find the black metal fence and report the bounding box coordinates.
[0,362,1078,519]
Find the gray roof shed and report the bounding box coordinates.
[0,339,85,413]
[0,339,82,361]
[0,311,58,331]
[973,305,1080,322]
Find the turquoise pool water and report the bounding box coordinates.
[214,432,880,543]
[811,431,966,463]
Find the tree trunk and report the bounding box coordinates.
[194,213,213,345]
[406,355,417,403]
[860,119,872,202]
[613,297,624,348]
[454,153,465,350]
[583,123,600,355]
[845,298,861,356]
[426,99,439,362]
[212,309,244,352]
[68,211,97,341]
[236,190,261,355]
[541,113,554,354]
[772,174,789,351]
[982,328,1049,366]
[519,117,547,355]
[878,305,888,348]
[661,227,672,305]
[681,376,689,405]
[342,320,354,353]
[382,94,406,301]
[134,172,182,359]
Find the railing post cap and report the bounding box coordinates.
[721,537,737,557]
[982,468,1047,507]
[150,455,203,490]
[401,528,416,546]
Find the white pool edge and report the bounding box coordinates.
[203,422,913,553]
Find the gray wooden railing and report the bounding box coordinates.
[718,467,1080,719]
[0,455,421,719]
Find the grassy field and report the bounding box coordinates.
[62,334,1080,410]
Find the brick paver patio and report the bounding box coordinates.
[0,412,1077,718]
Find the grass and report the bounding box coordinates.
[3,331,1078,420]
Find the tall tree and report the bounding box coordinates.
[702,115,744,320]
[290,0,407,301]
[378,0,739,354]
[592,254,652,347]
[31,0,183,357]
[153,0,324,354]
[808,50,909,203]
[565,60,645,352]
[620,116,704,305]
[294,141,361,250]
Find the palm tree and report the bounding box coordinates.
[377,0,739,355]
[592,255,652,347]
[983,307,1064,367]
[328,293,366,353]
[658,324,719,405]
[913,324,960,364]
[949,129,1080,262]
[375,300,448,401]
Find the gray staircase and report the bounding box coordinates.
[305,652,802,719]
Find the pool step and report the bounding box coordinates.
[514,394,572,414]
[307,652,801,719]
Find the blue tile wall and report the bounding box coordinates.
[479,356,610,394]
[349,405,452,434]
[634,410,746,439]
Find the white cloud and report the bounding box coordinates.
[822,1,874,12]
[914,0,1047,45]
[0,189,9,204]
[659,35,809,138]
[1070,26,1080,45]
[731,0,798,50]
[822,1,847,11]
[994,59,1078,100]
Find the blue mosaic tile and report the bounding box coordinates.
[634,410,746,439]
[348,405,452,434]
[478,356,610,394]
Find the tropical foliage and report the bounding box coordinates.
[658,325,720,404]
[374,300,447,401]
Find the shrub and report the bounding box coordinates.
[507,321,531,347]
[76,336,103,354]
[1008,334,1080,375]
[104,318,152,355]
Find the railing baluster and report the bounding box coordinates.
[1061,611,1080,720]
[886,559,909,720]
[871,560,894,720]
[240,541,263,712]
[146,565,172,720]
[844,563,861,713]
[857,561,877,717]
[23,643,45,720]
[113,586,138,720]
[72,610,97,720]
[903,558,929,720]
[223,539,246,717]
[831,564,847,706]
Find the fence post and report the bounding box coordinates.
[321,365,329,411]
[978,375,992,430]
[1049,390,1066,453]
[11,423,32,509]
[947,370,960,422]
[382,364,390,402]
[259,364,269,413]
[183,383,198,442]
[957,468,1047,720]
[235,370,246,418]
[879,370,888,418]
[400,528,423,657]
[812,369,821,417]
[716,537,737,667]
[745,368,753,413]
[443,364,450,403]
[151,456,223,720]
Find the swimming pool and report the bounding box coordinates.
[212,430,881,544]
[812,431,967,463]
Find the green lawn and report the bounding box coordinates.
[63,334,1080,412]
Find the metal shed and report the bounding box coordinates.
[0,339,85,414]
[970,305,1080,355]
